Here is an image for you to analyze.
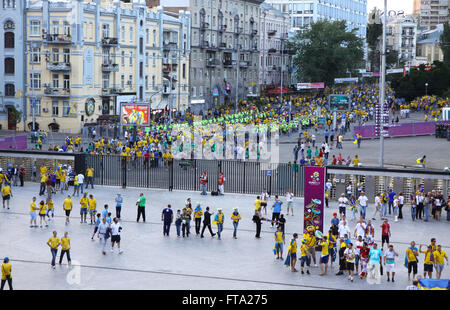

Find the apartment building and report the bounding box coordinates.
[386,15,418,67]
[0,0,26,130]
[24,0,190,133]
[416,23,445,64]
[413,0,449,31]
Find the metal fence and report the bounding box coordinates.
[86,155,305,197]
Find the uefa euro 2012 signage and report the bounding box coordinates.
[303,166,325,238]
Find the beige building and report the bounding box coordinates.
[386,15,417,67]
[413,0,449,31]
[415,23,445,64]
[24,0,190,133]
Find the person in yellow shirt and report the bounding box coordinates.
[29,197,38,228]
[59,169,67,193]
[1,257,12,290]
[86,166,94,189]
[352,155,360,167]
[39,171,47,196]
[274,226,285,260]
[72,174,79,197]
[46,197,55,220]
[230,208,241,239]
[63,195,73,224]
[299,240,311,275]
[80,193,89,224]
[319,236,330,275]
[433,244,448,279]
[287,233,298,272]
[420,244,435,279]
[38,200,48,228]
[47,231,60,269]
[88,194,97,224]
[193,204,203,235]
[1,183,12,209]
[304,230,318,266]
[59,232,71,266]
[254,196,262,212]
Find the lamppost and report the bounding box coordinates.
[379,0,387,168]
[425,83,428,96]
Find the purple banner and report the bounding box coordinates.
[0,135,27,150]
[303,166,325,235]
[354,121,450,139]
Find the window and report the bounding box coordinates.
[30,73,41,89]
[30,98,41,116]
[31,47,41,63]
[121,74,125,89]
[52,101,59,117]
[52,73,59,88]
[145,52,149,66]
[152,52,156,67]
[145,75,148,90]
[52,21,59,35]
[4,20,14,30]
[30,20,40,36]
[3,0,16,8]
[4,32,14,48]
[4,83,14,97]
[139,37,143,54]
[129,51,133,66]
[63,22,70,36]
[52,48,59,62]
[146,28,149,42]
[139,62,143,78]
[153,29,156,46]
[63,48,70,63]
[63,74,70,89]
[102,24,110,39]
[129,26,133,43]
[183,63,186,79]
[121,51,125,66]
[102,73,110,89]
[4,57,14,74]
[121,26,125,41]
[62,100,73,117]
[128,74,133,89]
[152,75,155,89]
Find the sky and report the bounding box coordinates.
[367,0,413,15]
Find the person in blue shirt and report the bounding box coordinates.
[271,195,283,227]
[367,243,383,284]
[115,194,123,219]
[101,204,109,219]
[161,204,174,236]
[388,189,396,215]
[91,213,102,240]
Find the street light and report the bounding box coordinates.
[425,83,428,96]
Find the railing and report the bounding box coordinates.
[45,34,72,44]
[46,62,71,71]
[102,62,119,72]
[101,37,118,46]
[44,87,70,97]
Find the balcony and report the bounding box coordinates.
[235,27,243,35]
[239,61,249,68]
[200,21,210,30]
[219,42,227,49]
[44,87,70,97]
[201,40,210,48]
[46,62,71,71]
[163,57,178,65]
[223,59,235,67]
[102,62,119,72]
[45,34,72,44]
[101,37,118,47]
[250,29,258,36]
[162,86,172,95]
[268,48,277,54]
[101,88,121,96]
[163,41,178,50]
[268,29,276,36]
[206,59,220,67]
[218,24,227,32]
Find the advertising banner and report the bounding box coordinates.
[303,166,325,235]
[353,121,450,138]
[121,104,150,126]
[334,77,359,84]
[296,82,325,90]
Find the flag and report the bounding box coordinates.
[418,278,450,290]
[353,136,358,144]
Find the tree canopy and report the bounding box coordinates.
[288,20,364,86]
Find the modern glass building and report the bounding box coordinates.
[265,0,367,38]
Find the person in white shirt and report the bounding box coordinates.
[97,217,110,255]
[358,191,369,220]
[346,183,353,198]
[373,193,382,220]
[261,189,269,215]
[354,235,364,274]
[110,217,123,254]
[398,193,405,219]
[77,173,85,194]
[338,193,349,218]
[393,196,399,222]
[285,190,294,216]
[354,218,367,239]
[338,220,350,239]
[384,244,399,282]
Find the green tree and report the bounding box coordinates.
[288,20,364,85]
[440,22,450,67]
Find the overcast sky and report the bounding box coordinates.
[367,0,413,14]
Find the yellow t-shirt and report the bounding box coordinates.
[1,263,12,280]
[289,239,298,254]
[48,237,60,249]
[275,231,284,243]
[80,197,88,209]
[254,199,262,211]
[39,203,47,215]
[300,244,308,257]
[40,174,47,183]
[194,210,203,219]
[60,237,70,250]
[321,241,329,255]
[47,200,54,210]
[40,166,47,175]
[60,171,66,182]
[434,250,447,265]
[1,186,11,196]
[422,250,433,265]
[87,168,94,177]
[30,201,37,212]
[74,175,78,186]
[88,198,97,210]
[63,198,73,210]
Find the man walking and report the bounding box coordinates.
[384,244,398,282]
[0,257,12,290]
[214,208,224,240]
[200,207,215,238]
[97,217,110,255]
[47,231,60,269]
[59,232,71,266]
[218,172,225,195]
[136,193,146,222]
[271,196,282,227]
[358,191,368,220]
[161,204,173,236]
[200,171,208,195]
[86,166,94,189]
[115,193,123,220]
[367,243,383,284]
[193,204,203,235]
[252,210,262,238]
[110,217,123,254]
[230,208,241,239]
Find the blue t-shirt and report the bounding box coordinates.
[388,192,396,203]
[331,218,339,227]
[102,209,109,218]
[273,201,282,213]
[115,197,123,207]
[162,208,173,222]
[369,248,382,264]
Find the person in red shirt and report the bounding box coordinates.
[143,151,150,168]
[218,172,225,196]
[359,242,370,278]
[200,171,208,195]
[331,155,337,165]
[381,219,391,250]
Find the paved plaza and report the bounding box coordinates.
[0,183,449,290]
